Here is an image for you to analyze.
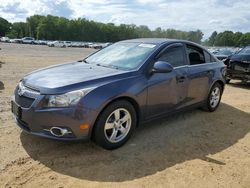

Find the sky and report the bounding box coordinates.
[0,0,250,39]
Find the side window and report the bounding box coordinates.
[186,45,205,65]
[157,45,186,67]
[211,55,217,62]
[204,51,212,63]
[204,51,217,63]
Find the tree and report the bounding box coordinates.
[239,33,250,46]
[208,31,217,46]
[1,15,204,43]
[0,17,11,36]
[11,22,29,38]
[6,30,18,38]
[27,15,44,38]
[214,31,235,46]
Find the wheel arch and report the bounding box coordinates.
[208,79,225,94]
[214,80,225,92]
[90,96,141,139]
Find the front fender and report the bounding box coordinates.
[80,75,148,134]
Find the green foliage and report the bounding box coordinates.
[205,31,250,47]
[206,31,217,46]
[1,15,203,43]
[0,17,11,36]
[11,22,28,38]
[5,30,18,38]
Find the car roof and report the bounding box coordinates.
[120,38,203,47]
[120,38,174,44]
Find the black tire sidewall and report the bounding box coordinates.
[94,100,137,150]
[206,83,222,112]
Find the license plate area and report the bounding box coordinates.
[11,101,22,119]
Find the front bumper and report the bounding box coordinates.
[227,69,250,82]
[12,90,97,141]
[227,62,250,82]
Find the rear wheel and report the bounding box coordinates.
[93,100,136,150]
[203,83,222,112]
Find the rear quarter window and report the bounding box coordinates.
[204,51,217,63]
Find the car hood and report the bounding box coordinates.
[22,62,129,94]
[230,54,250,61]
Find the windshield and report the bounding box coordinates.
[85,42,156,70]
[238,46,250,55]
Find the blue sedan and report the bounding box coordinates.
[11,38,226,149]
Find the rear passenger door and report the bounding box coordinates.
[185,44,215,105]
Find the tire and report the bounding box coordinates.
[226,79,231,84]
[93,100,137,150]
[203,83,223,112]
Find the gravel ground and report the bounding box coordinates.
[0,43,250,188]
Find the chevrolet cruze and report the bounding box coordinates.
[11,38,226,149]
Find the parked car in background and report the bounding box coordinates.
[10,38,22,43]
[11,38,226,149]
[85,42,94,48]
[47,41,66,48]
[33,40,48,45]
[71,42,85,48]
[214,49,234,61]
[64,41,72,47]
[208,48,220,54]
[21,37,35,44]
[93,42,112,49]
[224,46,250,83]
[0,37,10,42]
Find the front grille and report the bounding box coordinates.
[15,91,35,108]
[14,82,40,108]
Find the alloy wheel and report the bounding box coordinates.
[210,87,221,108]
[104,108,132,143]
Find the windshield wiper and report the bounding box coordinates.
[83,59,90,64]
[78,59,90,63]
[96,63,120,70]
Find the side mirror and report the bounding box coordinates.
[152,61,173,73]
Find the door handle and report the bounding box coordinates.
[176,76,186,83]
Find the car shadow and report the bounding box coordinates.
[0,61,5,92]
[20,103,250,182]
[0,81,4,91]
[0,61,5,67]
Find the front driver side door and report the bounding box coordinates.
[146,43,189,119]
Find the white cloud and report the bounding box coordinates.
[0,0,250,39]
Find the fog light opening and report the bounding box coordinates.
[49,127,72,137]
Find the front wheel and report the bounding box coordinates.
[203,83,222,112]
[93,100,137,150]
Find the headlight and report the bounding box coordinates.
[47,88,95,107]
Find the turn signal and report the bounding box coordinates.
[80,124,89,130]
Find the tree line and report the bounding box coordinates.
[203,31,250,47]
[0,15,203,43]
[1,15,250,46]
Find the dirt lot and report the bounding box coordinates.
[0,43,250,188]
